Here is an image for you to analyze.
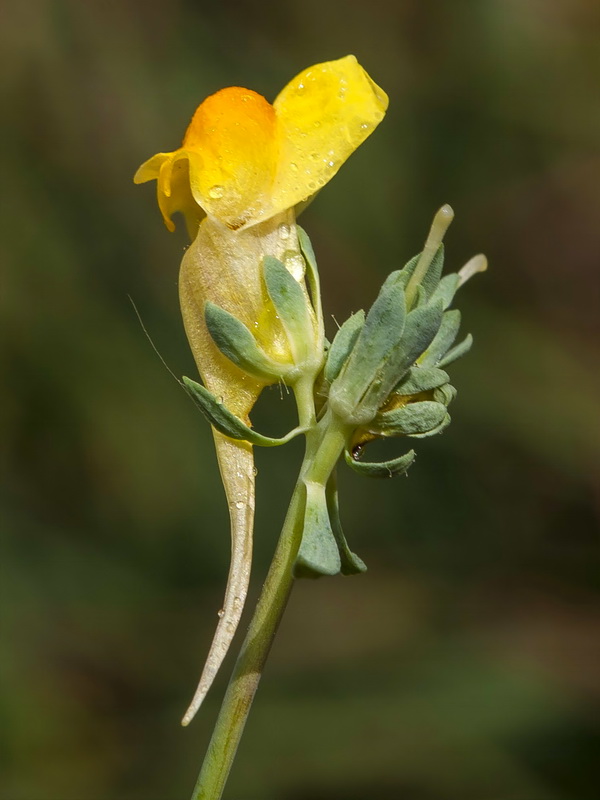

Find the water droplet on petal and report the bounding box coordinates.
[235,501,244,509]
[217,609,225,618]
[289,162,298,172]
[279,223,291,240]
[208,185,224,199]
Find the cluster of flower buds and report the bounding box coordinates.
[326,204,485,476]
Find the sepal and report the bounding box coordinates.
[263,255,317,366]
[297,226,323,341]
[182,377,304,447]
[205,302,290,381]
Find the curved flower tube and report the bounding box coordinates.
[134,55,388,724]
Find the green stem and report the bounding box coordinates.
[190,409,348,800]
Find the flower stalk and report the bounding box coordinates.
[191,401,348,800]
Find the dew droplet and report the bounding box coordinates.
[208,185,224,199]
[360,122,370,131]
[235,501,245,509]
[289,161,298,172]
[327,160,335,168]
[253,466,259,476]
[279,223,291,240]
[233,595,243,610]
[217,608,225,618]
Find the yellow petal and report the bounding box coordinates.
[270,55,388,216]
[183,87,278,230]
[133,152,170,184]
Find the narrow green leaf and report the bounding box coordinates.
[437,333,473,367]
[326,472,367,575]
[419,244,445,299]
[204,302,286,380]
[434,383,457,406]
[394,366,450,396]
[358,300,444,414]
[410,412,451,438]
[297,226,323,344]
[294,482,341,578]
[263,255,314,362]
[395,254,420,286]
[297,226,317,274]
[324,310,365,384]
[419,309,461,367]
[413,285,428,308]
[331,281,407,411]
[344,448,416,478]
[430,273,460,310]
[182,377,303,447]
[374,400,448,436]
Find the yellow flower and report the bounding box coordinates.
[135,54,388,234]
[134,55,387,725]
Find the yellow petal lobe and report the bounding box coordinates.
[183,87,277,230]
[271,55,388,215]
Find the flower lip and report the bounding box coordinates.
[134,55,389,234]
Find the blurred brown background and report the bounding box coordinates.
[1,1,599,799]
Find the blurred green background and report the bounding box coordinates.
[2,1,599,798]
